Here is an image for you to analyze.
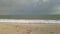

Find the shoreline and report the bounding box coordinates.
[0,19,59,23]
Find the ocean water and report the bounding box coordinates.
[0,19,60,24]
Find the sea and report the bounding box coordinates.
[0,19,60,24]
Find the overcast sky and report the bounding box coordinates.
[0,0,60,15]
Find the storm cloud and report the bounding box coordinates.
[0,0,60,15]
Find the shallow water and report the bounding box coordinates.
[0,19,60,23]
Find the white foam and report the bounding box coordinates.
[0,19,59,23]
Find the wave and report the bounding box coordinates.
[0,19,59,24]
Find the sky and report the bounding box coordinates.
[0,0,60,15]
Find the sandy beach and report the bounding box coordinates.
[0,22,59,34]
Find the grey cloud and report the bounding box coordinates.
[0,0,60,15]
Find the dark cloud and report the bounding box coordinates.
[0,0,60,15]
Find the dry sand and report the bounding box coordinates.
[0,23,59,34]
